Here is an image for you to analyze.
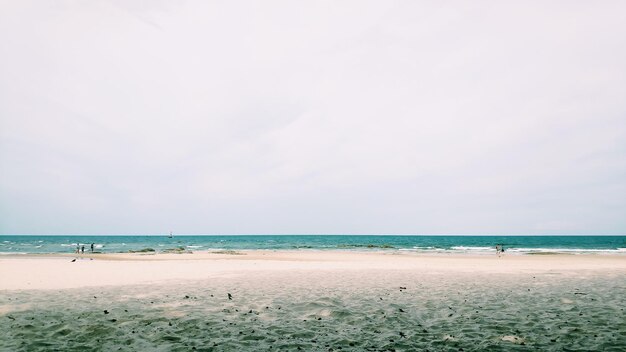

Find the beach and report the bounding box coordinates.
[1,251,625,351]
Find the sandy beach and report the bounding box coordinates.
[1,251,626,290]
[1,251,625,351]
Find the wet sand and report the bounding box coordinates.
[1,252,625,351]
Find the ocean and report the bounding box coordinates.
[1,235,624,255]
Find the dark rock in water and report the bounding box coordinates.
[103,310,109,314]
[227,293,233,300]
[184,295,190,299]
[128,248,155,253]
[399,287,406,290]
[163,246,188,254]
[399,308,405,313]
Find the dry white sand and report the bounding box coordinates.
[1,250,625,290]
[1,252,625,351]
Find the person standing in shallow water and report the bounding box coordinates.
[91,243,94,253]
[496,244,503,257]
[80,245,84,254]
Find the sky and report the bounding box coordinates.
[0,1,625,235]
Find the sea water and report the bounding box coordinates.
[0,235,624,255]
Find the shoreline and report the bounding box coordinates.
[2,246,626,258]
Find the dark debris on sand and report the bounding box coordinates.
[2,274,625,351]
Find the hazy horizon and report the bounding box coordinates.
[1,1,625,235]
[2,233,625,237]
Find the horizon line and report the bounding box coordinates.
[1,233,625,236]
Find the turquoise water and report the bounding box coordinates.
[1,235,624,255]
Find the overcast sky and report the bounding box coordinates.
[1,1,625,234]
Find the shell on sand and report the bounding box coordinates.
[501,335,525,344]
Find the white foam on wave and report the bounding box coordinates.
[451,246,494,251]
[506,247,626,255]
